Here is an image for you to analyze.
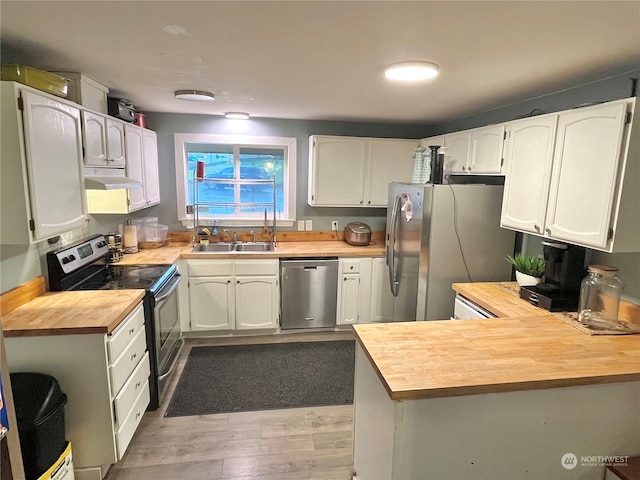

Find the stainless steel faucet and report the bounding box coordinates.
[250,230,256,243]
[222,229,238,243]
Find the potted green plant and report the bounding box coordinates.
[506,254,545,286]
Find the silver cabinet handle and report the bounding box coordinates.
[545,228,551,234]
[534,224,540,232]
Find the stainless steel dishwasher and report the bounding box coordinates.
[280,258,339,329]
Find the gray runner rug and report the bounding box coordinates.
[165,340,355,417]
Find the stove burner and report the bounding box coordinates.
[79,278,155,290]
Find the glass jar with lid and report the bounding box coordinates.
[578,265,625,326]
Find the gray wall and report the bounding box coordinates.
[3,69,639,299]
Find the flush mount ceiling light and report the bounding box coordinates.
[384,61,439,81]
[174,90,215,102]
[224,112,250,120]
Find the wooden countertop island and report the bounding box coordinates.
[351,284,640,480]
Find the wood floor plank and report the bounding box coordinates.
[312,431,353,450]
[107,460,224,480]
[119,434,316,468]
[221,448,354,478]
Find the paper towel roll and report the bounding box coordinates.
[123,225,139,254]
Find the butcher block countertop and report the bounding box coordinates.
[118,240,385,263]
[1,289,145,337]
[353,316,640,401]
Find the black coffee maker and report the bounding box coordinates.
[519,241,586,311]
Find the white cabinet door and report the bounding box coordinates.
[338,274,360,325]
[124,124,146,212]
[545,102,628,248]
[367,139,416,206]
[337,258,372,325]
[235,276,279,329]
[83,110,108,165]
[309,136,367,205]
[106,118,126,166]
[21,90,85,240]
[142,129,160,207]
[443,130,471,174]
[83,113,126,167]
[189,276,234,330]
[468,124,505,174]
[370,257,394,323]
[501,115,558,234]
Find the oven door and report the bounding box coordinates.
[153,272,183,403]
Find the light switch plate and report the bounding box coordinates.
[305,220,313,231]
[297,220,305,231]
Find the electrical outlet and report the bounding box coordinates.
[331,221,339,231]
[297,220,305,231]
[305,219,313,231]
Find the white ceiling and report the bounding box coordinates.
[1,1,639,124]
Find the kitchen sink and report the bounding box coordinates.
[191,243,235,253]
[191,242,274,253]
[234,242,274,252]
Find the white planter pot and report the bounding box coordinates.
[515,271,543,287]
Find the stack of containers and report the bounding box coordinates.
[132,217,169,248]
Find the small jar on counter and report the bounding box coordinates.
[578,265,624,326]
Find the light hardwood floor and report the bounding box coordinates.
[105,331,356,480]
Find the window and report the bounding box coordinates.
[175,134,296,227]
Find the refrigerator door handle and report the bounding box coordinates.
[387,194,402,296]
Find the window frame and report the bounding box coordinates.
[174,133,297,228]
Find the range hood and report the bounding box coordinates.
[83,167,142,190]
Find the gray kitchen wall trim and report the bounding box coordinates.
[1,69,639,299]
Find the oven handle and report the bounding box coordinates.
[155,273,182,303]
[158,337,184,383]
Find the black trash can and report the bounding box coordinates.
[10,372,68,480]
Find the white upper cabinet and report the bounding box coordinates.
[421,125,505,176]
[366,139,417,205]
[501,98,639,253]
[86,124,160,214]
[443,130,471,174]
[142,129,161,206]
[501,114,558,234]
[1,82,86,243]
[468,124,505,174]
[125,124,160,212]
[106,118,126,165]
[309,135,417,207]
[82,111,126,167]
[545,101,630,249]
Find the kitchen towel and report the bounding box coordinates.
[165,340,355,417]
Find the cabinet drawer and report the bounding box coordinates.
[108,303,144,363]
[110,329,147,395]
[188,260,233,277]
[341,260,360,274]
[113,351,150,430]
[115,380,149,460]
[234,259,279,276]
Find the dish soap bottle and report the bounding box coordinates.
[578,265,624,327]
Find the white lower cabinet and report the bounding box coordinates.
[4,303,149,479]
[337,258,372,325]
[187,259,279,331]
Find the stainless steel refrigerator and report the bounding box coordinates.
[386,182,515,321]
